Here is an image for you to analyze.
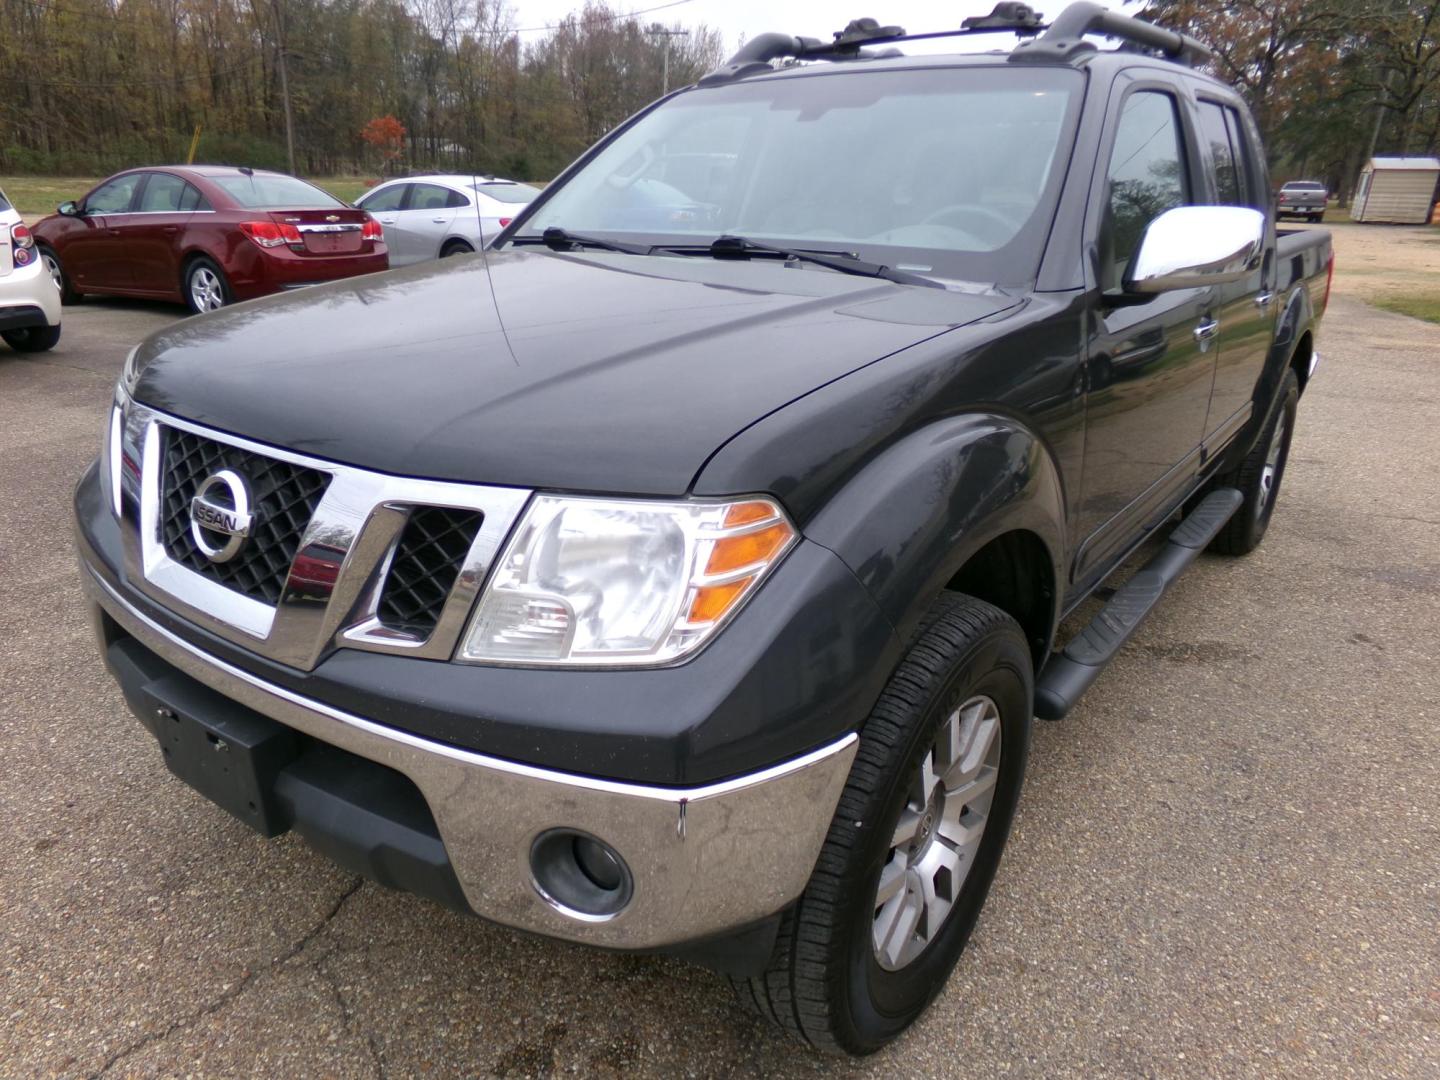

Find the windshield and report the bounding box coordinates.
[515,66,1082,283]
[212,174,344,209]
[476,182,541,204]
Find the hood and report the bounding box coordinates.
[129,250,1016,494]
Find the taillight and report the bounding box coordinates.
[498,218,512,228]
[1321,252,1335,316]
[10,223,33,248]
[238,221,302,249]
[361,216,384,242]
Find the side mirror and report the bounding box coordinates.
[58,201,79,217]
[1125,206,1266,294]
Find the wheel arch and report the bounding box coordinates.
[801,412,1067,668]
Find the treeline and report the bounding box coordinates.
[0,0,724,179]
[1142,0,1440,198]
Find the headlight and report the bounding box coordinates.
[120,344,142,395]
[458,495,797,667]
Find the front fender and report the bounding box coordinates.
[801,413,1066,651]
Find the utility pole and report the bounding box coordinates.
[273,0,297,174]
[647,28,690,96]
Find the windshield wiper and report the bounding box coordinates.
[510,227,654,256]
[663,235,944,289]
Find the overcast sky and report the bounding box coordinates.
[506,0,1130,56]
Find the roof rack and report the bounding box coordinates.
[699,1,1211,86]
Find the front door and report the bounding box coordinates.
[68,173,145,291]
[1075,86,1219,585]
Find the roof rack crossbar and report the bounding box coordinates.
[699,2,1213,86]
[1009,1,1211,66]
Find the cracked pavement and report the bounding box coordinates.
[2,226,1438,1077]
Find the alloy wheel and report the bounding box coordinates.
[1257,410,1288,518]
[872,694,1002,971]
[190,267,225,312]
[43,252,64,293]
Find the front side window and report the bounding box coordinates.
[85,174,143,215]
[516,67,1083,283]
[359,184,407,212]
[1102,91,1189,291]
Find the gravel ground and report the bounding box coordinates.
[1,234,1437,1078]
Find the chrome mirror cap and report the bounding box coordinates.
[1126,206,1267,294]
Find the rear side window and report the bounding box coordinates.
[1197,102,1242,205]
[0,188,11,212]
[444,188,471,209]
[1103,91,1190,291]
[359,184,406,212]
[212,174,342,209]
[138,173,197,212]
[408,184,455,211]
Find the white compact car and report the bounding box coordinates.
[355,174,541,266]
[0,187,62,353]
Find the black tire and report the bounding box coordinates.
[733,593,1033,1055]
[39,247,82,305]
[2,324,62,353]
[440,239,474,258]
[183,256,232,315]
[1209,368,1299,556]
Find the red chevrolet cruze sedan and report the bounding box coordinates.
[33,166,388,314]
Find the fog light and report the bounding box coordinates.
[530,829,633,921]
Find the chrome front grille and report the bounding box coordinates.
[114,397,533,671]
[377,507,486,636]
[159,427,331,605]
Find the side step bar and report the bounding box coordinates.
[1034,488,1243,720]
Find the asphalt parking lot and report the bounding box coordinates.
[2,241,1438,1077]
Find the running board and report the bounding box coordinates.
[1034,488,1244,720]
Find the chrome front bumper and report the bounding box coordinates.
[82,564,857,949]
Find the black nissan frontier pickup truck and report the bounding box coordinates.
[76,2,1333,1055]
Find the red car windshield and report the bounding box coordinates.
[211,174,343,210]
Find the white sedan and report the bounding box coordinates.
[355,175,541,266]
[0,186,62,354]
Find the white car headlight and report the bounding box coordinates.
[458,495,798,667]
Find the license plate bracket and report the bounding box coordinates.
[140,674,300,837]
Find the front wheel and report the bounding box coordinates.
[184,257,231,314]
[734,594,1032,1055]
[2,324,62,352]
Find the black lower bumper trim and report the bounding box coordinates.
[107,629,471,914]
[0,305,48,333]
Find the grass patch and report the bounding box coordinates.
[0,175,378,217]
[1373,292,1440,324]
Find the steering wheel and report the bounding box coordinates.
[920,204,1018,247]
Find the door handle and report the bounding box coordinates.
[107,228,121,236]
[431,217,447,223]
[378,217,396,224]
[1193,318,1220,348]
[162,226,179,234]
[1254,292,1275,308]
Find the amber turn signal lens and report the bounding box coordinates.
[704,522,793,577]
[722,501,777,528]
[688,576,754,624]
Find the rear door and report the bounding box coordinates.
[1075,82,1219,584]
[69,173,145,291]
[1194,96,1274,446]
[386,183,459,263]
[124,172,202,294]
